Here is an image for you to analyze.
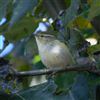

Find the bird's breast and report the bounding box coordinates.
[39,44,73,69]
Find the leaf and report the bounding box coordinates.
[86,73,100,100]
[0,0,9,20]
[19,81,57,100]
[68,75,89,100]
[73,16,92,29]
[87,44,100,55]
[9,0,38,26]
[12,41,26,57]
[88,0,100,20]
[91,16,100,35]
[4,16,39,42]
[0,22,9,33]
[87,44,100,68]
[54,72,77,91]
[68,28,86,50]
[24,37,38,60]
[34,0,45,17]
[61,0,80,26]
[0,93,22,100]
[33,55,41,64]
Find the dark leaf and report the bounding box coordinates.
[19,81,57,100]
[88,0,100,20]
[61,0,80,26]
[9,0,38,26]
[54,72,77,92]
[0,93,22,100]
[0,0,9,20]
[69,75,89,100]
[4,16,39,42]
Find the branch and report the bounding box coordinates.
[10,63,100,77]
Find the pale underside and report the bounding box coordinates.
[38,40,74,68]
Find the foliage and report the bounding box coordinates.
[0,0,100,100]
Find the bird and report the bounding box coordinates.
[34,33,74,69]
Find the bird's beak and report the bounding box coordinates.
[33,30,41,36]
[34,34,37,36]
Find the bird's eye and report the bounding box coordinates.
[40,35,44,37]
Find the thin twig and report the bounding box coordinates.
[10,64,100,77]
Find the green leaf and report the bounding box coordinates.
[0,0,9,20]
[88,0,100,20]
[0,22,8,33]
[34,0,45,17]
[33,55,41,64]
[10,0,38,26]
[4,16,39,42]
[68,28,86,52]
[54,72,77,92]
[87,44,100,55]
[73,16,92,29]
[61,0,80,26]
[87,44,100,68]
